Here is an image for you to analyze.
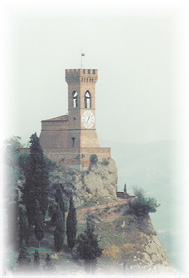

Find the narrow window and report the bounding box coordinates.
[72,137,75,147]
[72,91,78,108]
[88,69,90,74]
[93,69,95,74]
[85,91,91,108]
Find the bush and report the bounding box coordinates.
[90,154,98,165]
[126,187,160,216]
[123,243,135,253]
[76,214,102,272]
[102,245,120,259]
[101,159,109,166]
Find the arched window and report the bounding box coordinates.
[72,91,78,108]
[85,91,91,108]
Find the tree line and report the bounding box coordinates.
[4,133,102,273]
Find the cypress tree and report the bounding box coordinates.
[124,183,127,194]
[34,200,45,248]
[17,240,31,269]
[54,204,64,252]
[66,196,77,249]
[21,133,49,227]
[55,186,65,216]
[49,185,66,226]
[33,249,40,268]
[18,206,29,247]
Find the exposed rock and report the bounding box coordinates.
[49,158,118,207]
[76,201,178,275]
[17,155,178,275]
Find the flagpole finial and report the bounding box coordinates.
[81,51,85,68]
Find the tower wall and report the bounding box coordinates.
[38,68,110,170]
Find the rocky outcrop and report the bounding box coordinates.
[49,158,118,207]
[16,155,177,275]
[75,201,176,275]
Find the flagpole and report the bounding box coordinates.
[81,51,85,69]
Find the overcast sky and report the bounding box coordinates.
[1,1,188,146]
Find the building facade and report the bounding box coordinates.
[39,68,111,170]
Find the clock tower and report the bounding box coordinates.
[66,69,100,148]
[40,68,111,170]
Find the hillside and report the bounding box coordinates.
[5,143,182,276]
[76,199,173,274]
[100,139,184,271]
[37,160,176,275]
[8,199,177,276]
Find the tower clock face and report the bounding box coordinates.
[81,111,95,129]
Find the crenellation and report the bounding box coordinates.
[65,69,98,84]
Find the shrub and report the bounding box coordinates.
[123,243,135,253]
[102,245,120,259]
[76,214,102,272]
[90,154,98,165]
[126,187,160,216]
[43,254,56,272]
[101,159,109,166]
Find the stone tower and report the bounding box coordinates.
[39,68,111,170]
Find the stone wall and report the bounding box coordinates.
[43,147,111,170]
[19,146,111,171]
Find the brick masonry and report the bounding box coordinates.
[23,68,111,170]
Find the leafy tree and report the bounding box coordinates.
[3,136,24,248]
[4,136,24,167]
[21,133,49,227]
[17,240,31,269]
[76,214,103,272]
[6,189,19,249]
[66,196,77,249]
[54,204,65,252]
[126,186,160,216]
[18,206,29,247]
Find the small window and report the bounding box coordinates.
[88,69,90,74]
[85,91,91,108]
[83,69,85,74]
[72,91,78,108]
[93,69,95,74]
[72,137,75,147]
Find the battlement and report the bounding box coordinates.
[65,69,98,84]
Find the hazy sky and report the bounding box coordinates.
[1,1,188,145]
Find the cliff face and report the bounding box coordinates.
[49,158,118,207]
[49,159,175,274]
[75,200,173,275]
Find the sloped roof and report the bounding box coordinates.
[42,115,68,122]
